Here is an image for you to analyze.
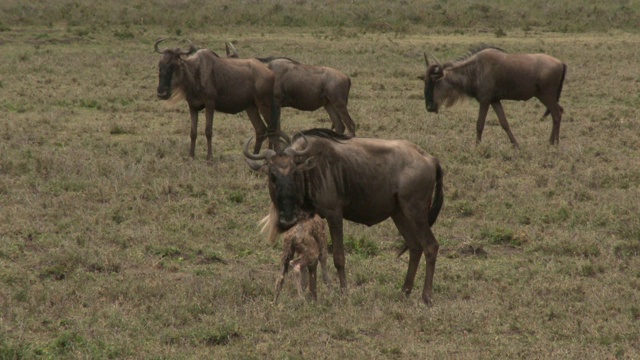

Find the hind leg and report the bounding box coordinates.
[324,104,345,134]
[393,209,439,306]
[245,106,268,153]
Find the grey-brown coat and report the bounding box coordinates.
[226,42,356,136]
[155,39,280,160]
[245,129,444,305]
[420,45,566,148]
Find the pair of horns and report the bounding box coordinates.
[243,133,310,161]
[154,38,196,55]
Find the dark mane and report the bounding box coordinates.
[257,56,301,65]
[293,128,352,143]
[451,44,505,64]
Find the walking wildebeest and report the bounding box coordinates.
[420,45,567,148]
[155,39,280,160]
[226,42,357,137]
[244,129,444,305]
[261,210,330,302]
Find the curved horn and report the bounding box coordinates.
[425,51,442,67]
[225,41,239,58]
[154,38,167,54]
[283,133,312,157]
[177,39,198,55]
[243,137,276,161]
[423,52,430,67]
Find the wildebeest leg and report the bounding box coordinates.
[327,217,347,291]
[319,248,331,288]
[291,261,304,298]
[205,107,214,161]
[393,211,439,306]
[491,101,520,149]
[245,106,268,154]
[324,104,346,134]
[188,107,199,158]
[539,97,562,145]
[392,214,422,298]
[475,102,490,145]
[334,103,356,137]
[307,261,318,300]
[274,251,293,303]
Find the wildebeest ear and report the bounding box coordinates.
[417,74,426,81]
[297,156,318,172]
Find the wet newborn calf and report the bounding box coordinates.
[274,214,330,301]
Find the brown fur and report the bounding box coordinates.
[272,213,331,302]
[421,45,566,147]
[226,42,356,136]
[155,41,280,160]
[245,128,444,306]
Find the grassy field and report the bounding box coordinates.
[1,1,640,359]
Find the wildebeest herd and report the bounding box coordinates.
[154,39,566,305]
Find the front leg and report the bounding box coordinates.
[475,102,490,145]
[188,107,199,159]
[327,217,347,291]
[205,107,215,161]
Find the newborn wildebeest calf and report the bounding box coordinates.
[261,209,330,301]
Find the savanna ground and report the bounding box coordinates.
[1,1,639,359]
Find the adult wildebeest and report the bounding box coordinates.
[155,39,280,160]
[244,129,444,305]
[226,42,356,137]
[420,45,567,148]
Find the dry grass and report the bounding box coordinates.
[1,4,640,359]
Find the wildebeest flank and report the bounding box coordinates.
[155,39,281,160]
[420,45,567,148]
[226,42,356,136]
[244,129,444,305]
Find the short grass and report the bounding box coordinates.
[1,1,640,359]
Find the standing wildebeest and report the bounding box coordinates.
[244,129,444,305]
[420,45,567,148]
[226,42,356,137]
[155,39,280,160]
[261,210,330,302]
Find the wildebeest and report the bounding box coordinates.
[155,39,280,160]
[420,45,567,148]
[244,128,444,305]
[226,42,356,137]
[261,210,330,302]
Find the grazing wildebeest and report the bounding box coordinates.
[226,42,356,137]
[154,39,280,160]
[420,45,567,148]
[244,129,444,305]
[260,209,330,302]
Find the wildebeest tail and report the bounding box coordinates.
[258,204,280,245]
[543,62,567,118]
[397,160,444,258]
[428,160,444,227]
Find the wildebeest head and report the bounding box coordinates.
[420,52,451,114]
[243,135,317,231]
[154,39,198,100]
